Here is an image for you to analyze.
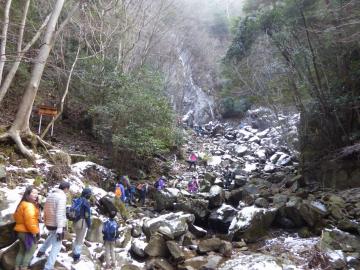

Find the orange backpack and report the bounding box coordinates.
[115,185,122,198]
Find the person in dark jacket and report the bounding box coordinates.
[72,187,92,264]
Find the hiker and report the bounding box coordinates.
[121,175,135,205]
[102,211,119,269]
[13,186,40,270]
[188,176,199,193]
[115,182,126,203]
[37,181,70,270]
[187,152,198,170]
[136,182,148,206]
[154,176,166,191]
[223,166,233,189]
[71,187,92,264]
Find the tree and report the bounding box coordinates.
[0,0,79,159]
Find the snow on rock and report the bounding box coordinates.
[229,206,268,232]
[207,155,222,166]
[219,254,282,270]
[243,162,257,172]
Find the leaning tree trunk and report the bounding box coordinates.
[3,0,66,158]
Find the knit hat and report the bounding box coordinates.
[81,187,92,198]
[59,181,70,190]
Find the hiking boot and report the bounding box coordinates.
[36,251,45,258]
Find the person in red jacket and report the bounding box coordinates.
[13,185,40,270]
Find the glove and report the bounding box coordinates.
[56,227,64,241]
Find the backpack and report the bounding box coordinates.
[115,185,122,198]
[102,219,118,241]
[66,198,83,221]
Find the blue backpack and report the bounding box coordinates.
[102,220,118,241]
[66,198,83,221]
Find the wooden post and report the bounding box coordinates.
[38,114,43,134]
[37,105,58,136]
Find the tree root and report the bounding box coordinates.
[0,130,57,161]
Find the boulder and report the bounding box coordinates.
[146,258,175,270]
[229,206,277,242]
[0,222,17,248]
[188,224,207,238]
[131,224,142,238]
[208,204,237,234]
[131,238,147,258]
[166,240,185,262]
[174,198,209,222]
[254,197,269,208]
[142,212,194,240]
[154,188,179,211]
[144,234,169,257]
[203,173,217,185]
[197,238,222,254]
[208,186,225,208]
[0,241,19,270]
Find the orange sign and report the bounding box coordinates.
[37,106,58,116]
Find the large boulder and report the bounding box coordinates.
[208,185,225,209]
[174,198,209,223]
[229,206,277,242]
[208,204,237,234]
[0,241,19,270]
[0,222,17,248]
[166,241,185,262]
[142,212,194,240]
[154,188,179,211]
[131,239,147,258]
[144,234,169,257]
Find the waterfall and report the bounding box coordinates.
[178,50,215,124]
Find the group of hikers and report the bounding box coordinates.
[11,149,218,270]
[154,175,200,193]
[13,180,124,270]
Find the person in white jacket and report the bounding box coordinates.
[36,181,70,270]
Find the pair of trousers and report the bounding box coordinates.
[39,230,62,270]
[15,232,37,268]
[72,219,88,258]
[104,241,116,266]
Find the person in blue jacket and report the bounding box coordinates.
[72,188,92,264]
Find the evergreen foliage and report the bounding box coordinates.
[73,58,178,157]
[223,0,360,151]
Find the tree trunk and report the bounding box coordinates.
[0,0,12,86]
[41,45,81,138]
[0,0,40,104]
[6,0,66,158]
